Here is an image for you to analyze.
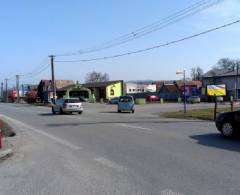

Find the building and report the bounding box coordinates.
[37,80,75,103]
[176,80,202,97]
[158,80,201,101]
[159,83,180,101]
[83,80,123,102]
[57,83,91,101]
[202,68,240,99]
[125,82,157,94]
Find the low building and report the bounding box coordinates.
[159,83,180,101]
[37,80,75,103]
[176,80,202,97]
[158,80,201,101]
[202,69,240,99]
[125,82,156,94]
[83,80,123,102]
[57,83,91,101]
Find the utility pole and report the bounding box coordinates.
[1,82,3,98]
[21,84,24,98]
[183,70,186,114]
[236,64,239,101]
[16,75,20,103]
[5,79,8,103]
[49,55,56,104]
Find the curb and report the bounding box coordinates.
[0,148,13,160]
[0,139,14,160]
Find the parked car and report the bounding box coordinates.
[215,111,240,137]
[52,98,83,114]
[187,96,201,104]
[118,96,135,113]
[146,95,160,102]
[109,97,119,104]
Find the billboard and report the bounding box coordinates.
[207,84,226,96]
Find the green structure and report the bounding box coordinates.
[83,80,123,102]
[57,83,91,101]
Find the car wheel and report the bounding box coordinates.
[221,122,234,137]
[132,110,135,114]
[78,111,82,115]
[52,107,56,114]
[118,110,121,113]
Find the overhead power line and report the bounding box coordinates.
[6,76,16,81]
[56,19,240,63]
[21,64,51,80]
[3,57,50,85]
[55,0,223,57]
[22,57,49,77]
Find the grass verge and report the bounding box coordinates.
[162,107,232,121]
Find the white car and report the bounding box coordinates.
[52,98,83,114]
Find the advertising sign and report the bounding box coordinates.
[207,84,226,96]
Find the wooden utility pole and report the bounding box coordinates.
[21,84,24,98]
[5,79,8,103]
[16,75,20,103]
[1,82,3,98]
[236,64,239,100]
[49,55,56,103]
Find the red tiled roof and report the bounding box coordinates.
[162,84,180,93]
[39,80,74,89]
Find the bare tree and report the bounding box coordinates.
[85,71,110,83]
[214,58,239,70]
[190,66,204,80]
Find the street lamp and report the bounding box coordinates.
[176,70,186,114]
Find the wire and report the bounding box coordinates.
[21,64,50,80]
[6,76,16,81]
[3,58,50,84]
[55,0,223,57]
[22,57,49,77]
[56,19,240,63]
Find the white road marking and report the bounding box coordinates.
[94,157,126,172]
[0,114,81,151]
[118,123,152,131]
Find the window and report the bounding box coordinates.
[65,99,80,103]
[110,89,114,96]
[119,96,133,102]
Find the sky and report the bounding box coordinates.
[0,0,240,87]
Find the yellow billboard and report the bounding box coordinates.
[207,84,226,96]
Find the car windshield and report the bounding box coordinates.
[64,99,80,103]
[119,96,133,102]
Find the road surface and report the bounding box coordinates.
[0,103,240,195]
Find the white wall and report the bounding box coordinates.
[125,83,156,94]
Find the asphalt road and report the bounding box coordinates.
[0,102,240,195]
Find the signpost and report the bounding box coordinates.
[207,84,226,121]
